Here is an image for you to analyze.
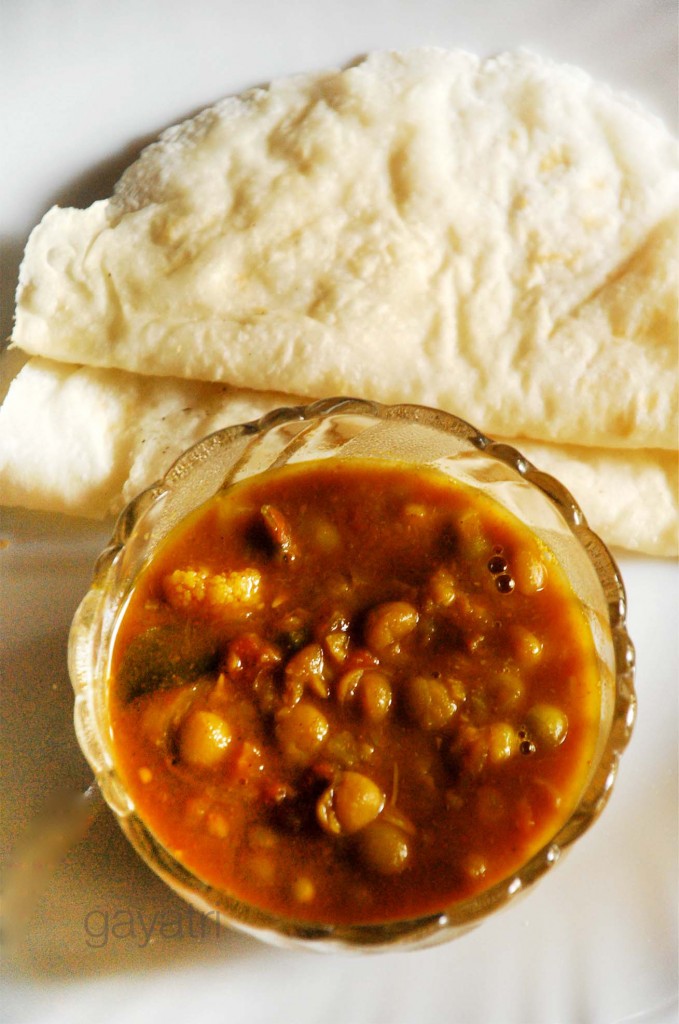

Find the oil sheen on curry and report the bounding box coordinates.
[109,459,600,925]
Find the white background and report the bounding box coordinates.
[1,2,677,1023]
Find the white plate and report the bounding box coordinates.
[1,3,676,1022]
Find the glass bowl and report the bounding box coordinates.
[68,398,636,952]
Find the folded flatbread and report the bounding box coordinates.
[3,49,678,556]
[1,358,675,556]
[12,49,679,449]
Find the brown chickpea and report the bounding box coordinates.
[527,704,569,748]
[337,668,393,724]
[510,625,544,663]
[336,667,363,704]
[364,601,419,655]
[324,631,350,665]
[178,710,232,768]
[512,547,547,595]
[486,722,518,763]
[316,771,385,836]
[276,702,329,765]
[359,670,393,723]
[405,675,457,731]
[291,876,316,904]
[488,671,525,711]
[463,853,488,880]
[284,642,328,704]
[356,820,410,875]
[426,567,457,609]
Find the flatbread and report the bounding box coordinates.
[1,358,676,556]
[495,437,678,559]
[12,49,679,449]
[0,358,292,518]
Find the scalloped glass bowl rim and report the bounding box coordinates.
[68,397,636,952]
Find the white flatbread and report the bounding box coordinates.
[12,49,679,449]
[496,438,677,559]
[1,359,676,556]
[0,359,292,518]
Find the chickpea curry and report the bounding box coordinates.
[109,459,600,925]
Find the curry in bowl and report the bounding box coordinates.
[69,399,635,948]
